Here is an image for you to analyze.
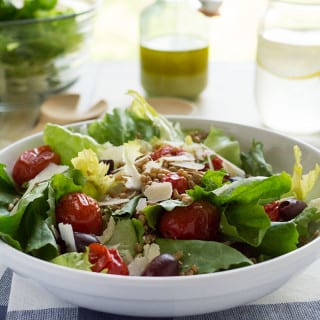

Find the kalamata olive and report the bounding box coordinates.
[141,254,180,277]
[230,242,258,259]
[100,159,114,174]
[73,232,99,252]
[278,198,307,221]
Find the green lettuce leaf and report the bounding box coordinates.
[220,203,270,247]
[51,251,92,271]
[258,221,299,257]
[0,181,59,260]
[0,163,17,194]
[294,207,320,244]
[288,145,320,201]
[204,127,241,167]
[156,238,253,274]
[113,195,142,217]
[201,169,226,191]
[43,124,101,165]
[213,172,292,205]
[142,200,188,230]
[106,218,138,259]
[50,169,84,202]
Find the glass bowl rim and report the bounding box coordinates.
[0,0,98,27]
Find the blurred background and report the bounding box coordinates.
[92,0,268,62]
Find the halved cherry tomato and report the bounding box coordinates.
[12,145,60,186]
[88,243,129,275]
[56,192,103,235]
[161,172,188,193]
[264,200,280,221]
[159,200,220,241]
[151,144,184,161]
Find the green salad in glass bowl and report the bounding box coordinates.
[0,0,97,146]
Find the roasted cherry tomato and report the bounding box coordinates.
[263,200,280,221]
[161,172,188,193]
[88,243,129,275]
[211,155,224,170]
[12,145,60,186]
[159,200,220,241]
[56,192,103,235]
[151,144,184,161]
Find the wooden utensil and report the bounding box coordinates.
[29,93,107,134]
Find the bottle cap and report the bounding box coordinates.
[198,0,222,17]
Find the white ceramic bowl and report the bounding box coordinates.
[0,117,320,318]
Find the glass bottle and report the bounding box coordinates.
[139,0,209,100]
[255,0,320,135]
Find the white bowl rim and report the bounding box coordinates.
[1,116,320,286]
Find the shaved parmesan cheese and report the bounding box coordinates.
[128,243,160,276]
[136,197,147,212]
[144,160,162,173]
[97,216,116,244]
[172,161,205,170]
[26,163,68,193]
[144,243,161,262]
[99,145,124,166]
[201,144,245,178]
[128,255,148,276]
[58,223,77,252]
[99,198,129,206]
[162,154,195,162]
[144,181,172,202]
[222,158,246,178]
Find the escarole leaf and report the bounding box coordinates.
[240,140,273,177]
[156,238,253,274]
[87,91,184,145]
[127,90,184,142]
[71,149,114,199]
[288,145,320,201]
[88,107,158,145]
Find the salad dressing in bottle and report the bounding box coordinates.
[139,0,215,99]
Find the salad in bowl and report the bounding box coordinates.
[1,91,320,279]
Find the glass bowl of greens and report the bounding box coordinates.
[0,0,98,147]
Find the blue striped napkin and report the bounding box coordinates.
[1,259,320,320]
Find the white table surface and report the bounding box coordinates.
[71,60,260,125]
[69,60,320,149]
